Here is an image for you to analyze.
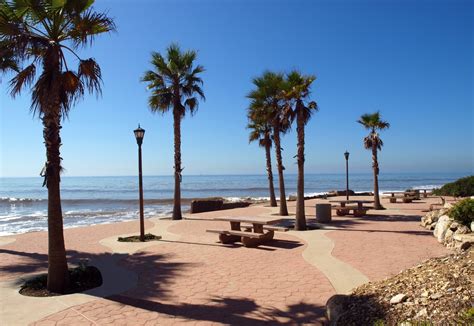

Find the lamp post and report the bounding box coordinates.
[344,151,350,200]
[134,125,145,242]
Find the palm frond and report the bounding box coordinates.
[78,58,102,95]
[9,62,35,96]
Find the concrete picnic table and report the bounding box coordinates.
[207,217,288,247]
[383,191,419,203]
[328,199,374,217]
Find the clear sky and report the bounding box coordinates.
[1,0,473,177]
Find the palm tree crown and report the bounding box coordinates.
[283,70,318,124]
[357,111,390,150]
[0,0,115,116]
[141,44,205,117]
[247,117,272,148]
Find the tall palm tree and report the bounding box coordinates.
[357,111,390,210]
[247,71,289,216]
[142,44,205,220]
[0,0,115,293]
[283,71,318,230]
[247,112,277,207]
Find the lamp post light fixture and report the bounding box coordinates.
[344,151,350,200]
[134,124,145,242]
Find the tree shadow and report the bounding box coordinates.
[0,248,192,301]
[109,294,327,325]
[0,247,327,324]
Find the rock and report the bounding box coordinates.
[453,232,474,243]
[471,221,474,232]
[415,308,428,319]
[430,293,442,300]
[325,294,349,325]
[454,225,470,235]
[420,290,429,298]
[444,229,454,243]
[433,215,453,243]
[444,203,454,209]
[390,293,407,304]
[449,221,459,231]
[429,222,437,230]
[459,241,472,251]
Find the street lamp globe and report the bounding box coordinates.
[344,151,350,160]
[134,124,145,145]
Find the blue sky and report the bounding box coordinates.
[1,0,473,177]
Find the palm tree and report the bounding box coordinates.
[0,0,115,293]
[283,71,318,230]
[247,71,289,216]
[247,112,277,207]
[142,44,205,220]
[357,111,390,210]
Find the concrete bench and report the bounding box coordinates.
[332,205,368,217]
[206,229,272,247]
[388,196,415,203]
[241,224,289,232]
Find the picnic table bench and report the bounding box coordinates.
[206,217,289,248]
[329,200,373,217]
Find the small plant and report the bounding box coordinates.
[448,198,474,227]
[433,176,474,197]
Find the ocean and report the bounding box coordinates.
[0,173,467,235]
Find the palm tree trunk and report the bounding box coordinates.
[264,136,277,207]
[295,107,306,230]
[43,108,69,293]
[172,107,182,220]
[273,122,288,216]
[372,144,383,210]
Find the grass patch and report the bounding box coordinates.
[19,263,102,297]
[117,233,162,242]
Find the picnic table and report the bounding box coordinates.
[383,191,418,203]
[206,217,289,248]
[329,199,373,217]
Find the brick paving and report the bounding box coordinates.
[0,196,452,325]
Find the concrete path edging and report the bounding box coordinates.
[0,218,179,326]
[290,229,370,294]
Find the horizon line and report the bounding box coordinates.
[1,171,472,179]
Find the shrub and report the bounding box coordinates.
[432,176,474,197]
[448,198,474,227]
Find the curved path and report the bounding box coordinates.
[0,196,450,325]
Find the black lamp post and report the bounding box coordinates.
[134,124,145,242]
[344,151,350,200]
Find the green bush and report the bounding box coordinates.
[448,198,474,227]
[432,176,474,197]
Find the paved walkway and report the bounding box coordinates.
[0,196,450,325]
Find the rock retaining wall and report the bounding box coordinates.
[421,203,473,250]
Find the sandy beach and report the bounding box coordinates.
[0,195,451,325]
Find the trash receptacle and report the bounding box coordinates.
[316,203,332,223]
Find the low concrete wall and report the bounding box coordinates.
[190,198,252,213]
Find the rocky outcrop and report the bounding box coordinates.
[421,203,473,250]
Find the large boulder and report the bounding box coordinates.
[326,294,350,325]
[433,215,453,243]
